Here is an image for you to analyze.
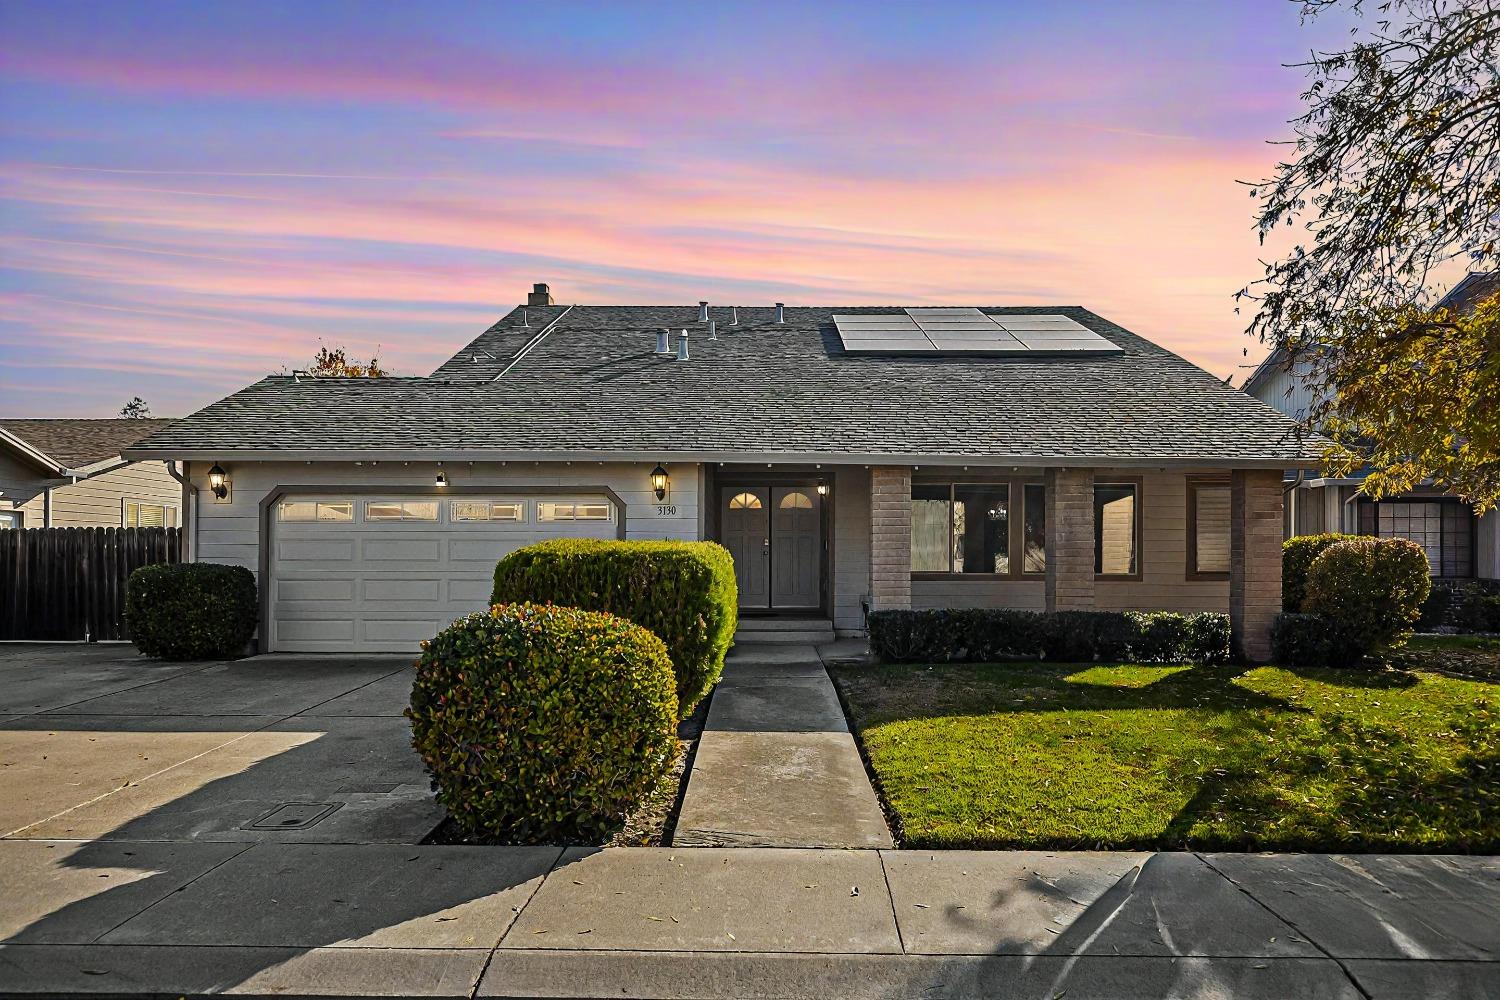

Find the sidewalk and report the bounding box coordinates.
[2,840,1495,998]
[672,644,892,848]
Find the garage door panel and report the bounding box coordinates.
[448,578,495,604]
[362,578,442,603]
[270,492,617,652]
[277,618,357,643]
[361,538,443,562]
[362,618,451,643]
[278,539,355,562]
[276,578,356,602]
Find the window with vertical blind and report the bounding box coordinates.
[1188,479,1230,578]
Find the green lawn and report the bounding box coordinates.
[832,660,1500,852]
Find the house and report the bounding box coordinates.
[1243,271,1500,582]
[125,285,1318,659]
[0,419,181,529]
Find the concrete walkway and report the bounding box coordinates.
[672,644,892,848]
[3,842,1496,998]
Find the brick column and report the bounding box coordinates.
[1231,468,1284,663]
[869,466,912,611]
[1045,467,1095,612]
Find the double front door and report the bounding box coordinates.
[720,485,822,609]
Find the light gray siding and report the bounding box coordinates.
[189,460,703,580]
[20,461,180,528]
[0,450,50,518]
[1246,356,1323,425]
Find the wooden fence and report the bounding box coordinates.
[0,527,181,641]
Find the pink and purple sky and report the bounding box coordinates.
[1,1,1352,417]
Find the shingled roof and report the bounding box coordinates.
[126,305,1320,468]
[1,418,177,470]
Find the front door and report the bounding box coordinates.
[719,485,821,611]
[771,486,821,608]
[721,488,770,607]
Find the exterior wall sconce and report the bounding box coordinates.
[434,465,448,488]
[816,480,829,497]
[208,463,230,502]
[650,464,669,501]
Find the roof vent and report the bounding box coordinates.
[774,302,785,324]
[730,307,739,326]
[676,329,690,361]
[708,319,717,340]
[656,328,671,355]
[698,301,709,322]
[528,283,553,307]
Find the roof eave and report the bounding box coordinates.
[0,427,67,476]
[122,446,1323,470]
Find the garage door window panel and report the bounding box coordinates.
[366,500,439,521]
[451,500,526,522]
[279,501,354,522]
[538,501,613,522]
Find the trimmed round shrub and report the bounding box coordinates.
[491,540,735,714]
[126,563,257,660]
[1271,612,1364,667]
[407,602,678,843]
[1304,537,1432,658]
[1282,533,1358,613]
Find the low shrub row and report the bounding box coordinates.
[1419,580,1500,632]
[868,608,1231,664]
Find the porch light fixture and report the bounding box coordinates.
[208,463,229,500]
[816,481,829,497]
[650,464,669,501]
[435,464,448,488]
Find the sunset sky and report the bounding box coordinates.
[1,1,1359,417]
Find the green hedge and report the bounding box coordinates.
[491,539,736,713]
[126,563,257,660]
[867,608,1230,665]
[1304,536,1432,654]
[1270,613,1365,667]
[407,603,678,843]
[1283,533,1358,612]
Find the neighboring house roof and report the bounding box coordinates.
[1437,270,1500,314]
[128,304,1320,468]
[0,418,177,474]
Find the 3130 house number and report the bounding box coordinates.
[655,504,677,516]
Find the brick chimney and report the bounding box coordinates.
[527,283,554,306]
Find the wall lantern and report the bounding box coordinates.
[434,466,448,488]
[208,463,230,501]
[816,480,829,497]
[650,464,669,501]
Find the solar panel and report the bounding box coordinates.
[833,310,1122,355]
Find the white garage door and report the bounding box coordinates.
[268,494,617,652]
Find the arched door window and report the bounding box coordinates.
[729,492,763,510]
[778,491,813,509]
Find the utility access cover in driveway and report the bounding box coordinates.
[245,802,342,831]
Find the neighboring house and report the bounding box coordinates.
[1243,271,1500,582]
[126,285,1317,659]
[0,419,181,529]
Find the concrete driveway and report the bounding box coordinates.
[0,643,441,845]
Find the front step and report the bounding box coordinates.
[733,617,835,645]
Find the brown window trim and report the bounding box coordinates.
[1186,476,1231,581]
[1093,476,1144,582]
[909,475,1043,580]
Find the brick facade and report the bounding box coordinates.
[1230,468,1283,662]
[1045,467,1096,612]
[869,466,912,611]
